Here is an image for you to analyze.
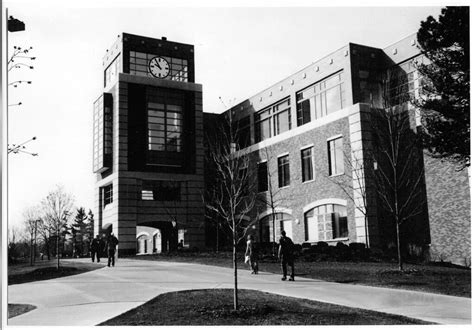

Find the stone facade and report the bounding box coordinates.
[93,33,205,256]
[424,156,471,265]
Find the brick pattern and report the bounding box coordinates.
[94,66,205,256]
[243,112,357,245]
[424,155,471,265]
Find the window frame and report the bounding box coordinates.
[103,184,113,207]
[147,102,183,153]
[277,154,290,188]
[304,203,348,241]
[254,98,291,143]
[296,71,344,126]
[327,136,344,176]
[301,146,314,182]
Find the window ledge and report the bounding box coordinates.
[302,179,315,185]
[329,173,345,178]
[305,237,349,244]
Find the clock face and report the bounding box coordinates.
[149,57,170,78]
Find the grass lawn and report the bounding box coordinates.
[101,289,433,325]
[8,258,104,285]
[8,304,36,319]
[132,252,471,297]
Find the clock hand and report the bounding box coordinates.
[155,60,162,70]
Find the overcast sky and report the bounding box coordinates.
[5,0,446,228]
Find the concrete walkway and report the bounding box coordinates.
[8,258,471,326]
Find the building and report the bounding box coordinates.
[219,34,470,265]
[93,33,205,255]
[92,32,470,265]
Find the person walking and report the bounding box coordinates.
[90,235,101,262]
[278,230,295,281]
[245,234,259,274]
[100,234,107,259]
[106,233,119,267]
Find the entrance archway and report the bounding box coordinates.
[136,221,177,254]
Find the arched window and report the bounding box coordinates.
[137,234,149,254]
[260,212,293,242]
[304,204,347,242]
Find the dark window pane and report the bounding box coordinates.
[301,147,313,182]
[297,99,311,126]
[278,155,290,187]
[142,181,181,201]
[258,162,268,192]
[328,137,344,175]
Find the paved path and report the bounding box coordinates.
[8,258,471,326]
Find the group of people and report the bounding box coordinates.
[245,230,295,281]
[90,233,119,267]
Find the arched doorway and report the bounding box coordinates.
[136,221,177,254]
[136,233,149,254]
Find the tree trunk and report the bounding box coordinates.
[364,214,370,248]
[232,219,238,310]
[396,220,403,271]
[271,211,276,256]
[57,227,60,270]
[47,237,51,260]
[216,223,219,253]
[30,235,34,266]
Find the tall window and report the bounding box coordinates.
[257,161,268,192]
[301,147,313,182]
[278,154,290,187]
[147,103,183,152]
[255,98,291,142]
[296,71,345,126]
[304,204,348,241]
[103,184,113,207]
[93,93,113,173]
[328,137,344,176]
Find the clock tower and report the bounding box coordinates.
[93,33,205,255]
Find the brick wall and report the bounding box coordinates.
[242,111,358,245]
[424,155,471,266]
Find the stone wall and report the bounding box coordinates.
[424,155,471,266]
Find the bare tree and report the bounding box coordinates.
[205,115,258,310]
[22,206,41,265]
[41,186,75,269]
[8,224,29,263]
[371,68,427,271]
[371,106,426,271]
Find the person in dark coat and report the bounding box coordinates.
[90,235,101,262]
[278,230,295,281]
[99,234,107,258]
[106,233,119,267]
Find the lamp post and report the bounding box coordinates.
[5,11,26,269]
